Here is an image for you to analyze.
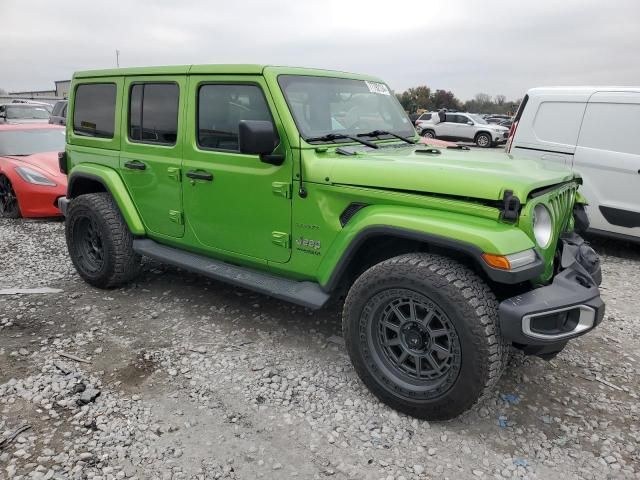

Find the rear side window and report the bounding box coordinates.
[129,83,179,145]
[73,84,116,138]
[532,101,585,145]
[197,84,273,152]
[578,102,640,155]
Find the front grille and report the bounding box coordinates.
[548,184,578,234]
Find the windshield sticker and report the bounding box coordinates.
[365,81,390,96]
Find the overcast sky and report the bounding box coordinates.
[1,0,638,100]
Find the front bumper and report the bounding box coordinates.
[492,132,508,144]
[498,235,604,355]
[57,196,70,216]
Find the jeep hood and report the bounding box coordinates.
[312,145,578,202]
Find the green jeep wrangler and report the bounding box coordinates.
[58,65,604,420]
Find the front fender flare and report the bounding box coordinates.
[318,205,540,290]
[68,164,145,235]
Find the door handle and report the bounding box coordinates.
[124,160,146,171]
[186,170,213,181]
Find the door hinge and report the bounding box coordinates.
[167,167,181,182]
[271,231,290,249]
[169,210,183,225]
[272,182,291,199]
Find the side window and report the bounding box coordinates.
[578,102,640,155]
[62,104,67,117]
[197,84,274,152]
[532,101,585,145]
[73,83,116,138]
[52,102,62,116]
[457,115,470,124]
[128,83,179,145]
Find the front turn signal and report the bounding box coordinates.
[482,253,511,270]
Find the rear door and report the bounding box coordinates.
[119,76,186,238]
[436,113,458,138]
[574,91,640,238]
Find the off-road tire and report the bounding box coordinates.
[66,193,141,289]
[343,253,508,420]
[0,175,21,219]
[475,132,492,148]
[421,129,436,138]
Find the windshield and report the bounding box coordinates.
[468,114,488,125]
[6,105,51,120]
[278,75,414,142]
[0,129,65,155]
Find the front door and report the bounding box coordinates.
[454,114,476,140]
[182,76,292,263]
[119,76,186,238]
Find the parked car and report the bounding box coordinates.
[9,99,53,113]
[507,86,640,242]
[414,112,433,128]
[49,100,68,125]
[0,124,67,218]
[58,65,602,420]
[485,115,512,125]
[0,103,51,124]
[419,112,509,147]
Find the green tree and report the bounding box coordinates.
[431,89,461,111]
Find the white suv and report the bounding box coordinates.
[419,112,509,148]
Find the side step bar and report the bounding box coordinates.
[132,239,330,310]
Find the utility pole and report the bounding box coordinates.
[116,50,120,68]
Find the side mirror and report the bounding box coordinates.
[467,121,474,125]
[238,120,283,165]
[0,112,5,119]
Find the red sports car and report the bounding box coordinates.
[0,124,67,218]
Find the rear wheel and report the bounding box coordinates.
[343,253,508,420]
[0,175,21,219]
[475,132,492,148]
[421,129,436,139]
[66,193,141,288]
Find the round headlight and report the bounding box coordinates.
[532,204,553,248]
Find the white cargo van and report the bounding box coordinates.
[507,87,640,241]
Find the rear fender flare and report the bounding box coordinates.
[67,164,145,235]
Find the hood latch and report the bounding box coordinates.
[501,190,521,223]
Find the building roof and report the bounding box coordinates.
[9,90,56,95]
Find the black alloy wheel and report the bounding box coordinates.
[0,176,21,218]
[373,292,461,391]
[72,215,105,274]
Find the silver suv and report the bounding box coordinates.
[418,112,509,148]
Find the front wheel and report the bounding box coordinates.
[475,132,492,148]
[0,175,21,218]
[66,193,141,289]
[343,253,508,420]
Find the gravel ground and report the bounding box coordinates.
[0,218,638,480]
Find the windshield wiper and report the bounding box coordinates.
[357,130,416,145]
[306,133,379,149]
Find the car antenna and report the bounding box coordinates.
[298,144,307,198]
